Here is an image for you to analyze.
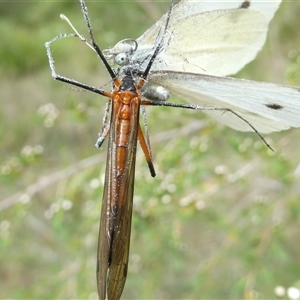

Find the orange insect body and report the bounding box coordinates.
[45,0,300,299]
[97,75,145,300]
[45,1,172,298]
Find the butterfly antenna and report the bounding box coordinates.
[60,13,96,53]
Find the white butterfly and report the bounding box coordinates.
[45,2,299,299]
[105,0,300,134]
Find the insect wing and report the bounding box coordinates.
[97,100,139,300]
[98,141,112,300]
[106,162,134,300]
[149,71,300,133]
[132,0,281,76]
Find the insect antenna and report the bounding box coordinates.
[141,0,175,81]
[78,0,116,80]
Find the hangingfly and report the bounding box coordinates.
[45,0,300,299]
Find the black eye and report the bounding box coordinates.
[115,53,128,66]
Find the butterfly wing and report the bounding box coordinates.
[148,71,300,133]
[133,0,281,76]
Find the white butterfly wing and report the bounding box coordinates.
[149,71,300,134]
[133,0,281,76]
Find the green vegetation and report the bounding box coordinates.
[1,1,300,299]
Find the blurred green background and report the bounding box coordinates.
[1,1,300,299]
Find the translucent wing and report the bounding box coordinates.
[132,0,281,76]
[97,100,138,300]
[149,71,300,133]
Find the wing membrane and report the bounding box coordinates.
[133,0,281,76]
[149,71,300,133]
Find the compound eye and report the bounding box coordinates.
[115,52,128,66]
